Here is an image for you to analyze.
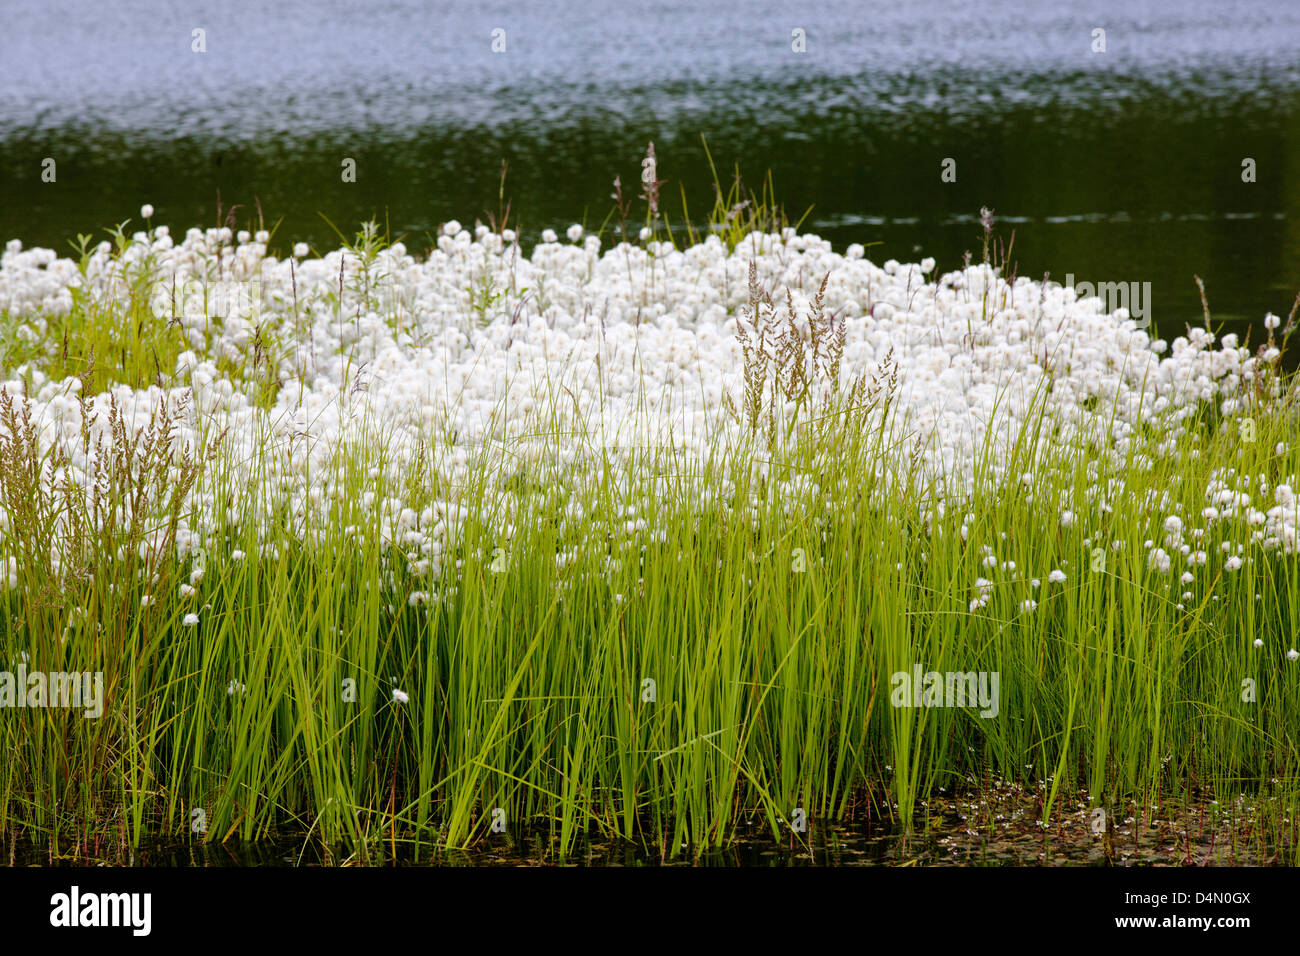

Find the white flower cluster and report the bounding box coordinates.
[0,218,1289,581]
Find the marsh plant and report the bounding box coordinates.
[730,262,869,451]
[2,182,1300,865]
[0,383,223,849]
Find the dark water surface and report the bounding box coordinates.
[2,0,1299,339]
[9,789,1283,867]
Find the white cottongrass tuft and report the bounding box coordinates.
[2,218,1295,601]
[182,612,199,627]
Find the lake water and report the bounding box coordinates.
[2,0,1299,339]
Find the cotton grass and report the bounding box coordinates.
[2,212,1300,863]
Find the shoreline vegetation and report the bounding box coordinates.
[2,154,1300,865]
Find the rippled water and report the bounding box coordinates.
[3,0,1299,334]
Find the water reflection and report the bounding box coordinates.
[10,786,1289,867]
